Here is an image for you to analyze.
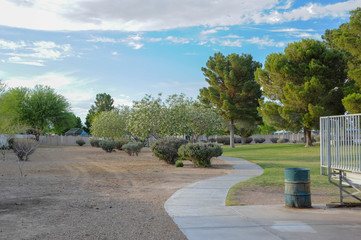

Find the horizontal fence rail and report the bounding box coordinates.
[321,114,361,174]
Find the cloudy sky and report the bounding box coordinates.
[0,0,360,122]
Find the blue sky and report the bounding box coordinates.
[0,0,360,122]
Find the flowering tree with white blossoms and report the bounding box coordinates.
[127,93,222,140]
[91,106,130,140]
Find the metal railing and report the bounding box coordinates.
[320,114,361,175]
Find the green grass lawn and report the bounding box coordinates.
[222,143,337,205]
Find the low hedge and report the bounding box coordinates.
[122,142,143,156]
[178,143,223,167]
[151,137,188,164]
[99,140,117,152]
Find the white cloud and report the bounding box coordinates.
[200,26,230,35]
[148,37,163,42]
[112,51,118,55]
[246,36,285,48]
[220,39,243,48]
[1,0,358,31]
[165,36,190,44]
[0,39,72,66]
[87,36,119,43]
[270,28,314,32]
[0,39,26,50]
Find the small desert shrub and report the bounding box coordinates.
[8,138,15,149]
[217,136,230,145]
[178,143,223,167]
[270,137,279,143]
[234,136,242,144]
[175,160,184,167]
[122,142,143,156]
[99,140,117,152]
[254,138,266,144]
[90,139,100,147]
[151,137,188,164]
[301,136,316,143]
[244,137,253,144]
[115,138,129,150]
[76,139,85,146]
[277,138,289,144]
[12,138,38,176]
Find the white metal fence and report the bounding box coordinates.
[320,114,361,174]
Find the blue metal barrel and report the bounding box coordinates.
[285,168,311,208]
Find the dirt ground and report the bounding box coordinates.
[230,185,340,206]
[0,146,233,240]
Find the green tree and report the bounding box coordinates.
[18,85,72,140]
[0,87,28,133]
[199,52,262,148]
[255,39,347,147]
[85,93,114,133]
[323,8,361,113]
[52,113,83,135]
[91,107,129,140]
[127,94,167,139]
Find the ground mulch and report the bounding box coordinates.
[0,146,232,240]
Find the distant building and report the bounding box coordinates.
[65,128,83,136]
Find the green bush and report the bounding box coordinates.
[217,136,230,145]
[115,138,129,150]
[178,143,223,167]
[76,139,86,146]
[208,137,217,143]
[243,137,253,144]
[254,138,265,144]
[151,137,188,164]
[122,142,143,156]
[270,137,278,143]
[90,139,100,147]
[277,138,289,144]
[99,140,117,152]
[175,160,184,167]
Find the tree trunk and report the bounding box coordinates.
[303,127,307,143]
[230,120,235,148]
[305,128,313,147]
[241,128,246,145]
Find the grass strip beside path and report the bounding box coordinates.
[222,143,335,205]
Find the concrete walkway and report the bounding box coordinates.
[165,156,361,240]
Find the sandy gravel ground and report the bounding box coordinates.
[0,146,232,240]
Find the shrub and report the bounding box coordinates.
[208,137,217,143]
[8,138,15,149]
[90,139,100,147]
[292,140,297,143]
[270,137,279,143]
[301,136,316,143]
[234,136,242,144]
[12,138,38,177]
[217,136,230,145]
[175,160,184,167]
[314,135,320,142]
[115,138,129,150]
[151,137,187,164]
[178,143,223,167]
[254,138,265,144]
[99,140,117,153]
[122,142,143,156]
[76,139,85,146]
[277,138,289,144]
[244,137,253,144]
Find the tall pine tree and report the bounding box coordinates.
[199,52,262,148]
[256,39,347,147]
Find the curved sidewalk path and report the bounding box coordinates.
[165,156,361,240]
